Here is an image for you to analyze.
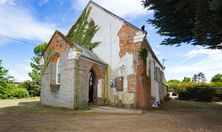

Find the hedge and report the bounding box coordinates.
[0,84,29,99]
[179,91,190,100]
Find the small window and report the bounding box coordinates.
[57,57,61,84]
[88,19,95,28]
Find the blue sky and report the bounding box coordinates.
[0,0,222,82]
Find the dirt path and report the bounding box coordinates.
[1,111,222,132]
[0,99,222,132]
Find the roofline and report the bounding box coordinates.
[39,30,76,59]
[80,55,107,66]
[144,38,164,69]
[85,0,144,32]
[73,42,107,65]
[39,30,107,65]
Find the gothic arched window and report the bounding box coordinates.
[56,57,61,84]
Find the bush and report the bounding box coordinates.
[179,91,190,100]
[0,84,29,99]
[198,87,217,101]
[164,96,170,102]
[17,81,40,97]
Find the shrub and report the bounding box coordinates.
[17,81,40,97]
[0,84,29,99]
[14,88,30,98]
[164,96,170,102]
[198,87,217,101]
[179,91,190,100]
[211,82,222,87]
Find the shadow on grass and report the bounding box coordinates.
[0,101,78,114]
[156,100,222,116]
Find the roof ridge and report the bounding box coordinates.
[87,1,143,32]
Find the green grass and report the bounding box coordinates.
[0,97,79,114]
[157,100,222,116]
[1,98,222,116]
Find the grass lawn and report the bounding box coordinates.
[1,97,222,115]
[0,97,79,114]
[156,99,222,116]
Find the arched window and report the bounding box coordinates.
[56,57,61,84]
[88,19,95,28]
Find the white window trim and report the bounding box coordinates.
[56,57,61,84]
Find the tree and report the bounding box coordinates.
[66,6,100,51]
[142,0,222,49]
[28,42,47,84]
[192,74,198,82]
[192,72,206,83]
[182,77,191,83]
[167,79,180,83]
[211,73,222,83]
[0,60,14,86]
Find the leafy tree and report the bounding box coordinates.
[0,84,29,99]
[0,59,14,86]
[142,0,222,49]
[182,77,191,83]
[192,72,206,83]
[66,7,100,51]
[211,73,222,83]
[17,81,40,97]
[167,79,180,83]
[28,42,47,84]
[192,74,198,82]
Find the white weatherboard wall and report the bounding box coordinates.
[150,59,160,103]
[87,3,135,104]
[148,49,165,104]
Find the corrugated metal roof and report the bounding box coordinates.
[73,42,105,64]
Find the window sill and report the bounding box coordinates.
[50,84,60,92]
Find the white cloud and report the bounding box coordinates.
[17,64,32,72]
[72,0,153,20]
[156,45,159,47]
[166,48,222,82]
[38,0,48,6]
[9,63,32,81]
[0,0,15,5]
[153,49,161,55]
[0,3,59,44]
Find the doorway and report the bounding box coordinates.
[88,69,97,105]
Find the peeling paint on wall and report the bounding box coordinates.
[97,79,102,97]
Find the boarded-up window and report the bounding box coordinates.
[157,67,160,82]
[154,64,157,80]
[88,20,95,28]
[116,77,123,91]
[160,71,163,83]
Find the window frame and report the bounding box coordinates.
[56,57,61,84]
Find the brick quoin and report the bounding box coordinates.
[42,73,49,75]
[136,43,151,109]
[117,23,151,109]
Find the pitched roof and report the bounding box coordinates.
[73,42,106,64]
[40,30,106,65]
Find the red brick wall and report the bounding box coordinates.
[117,23,151,109]
[45,33,71,57]
[117,23,139,58]
[128,75,136,93]
[136,42,151,109]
